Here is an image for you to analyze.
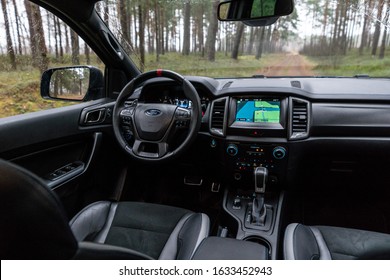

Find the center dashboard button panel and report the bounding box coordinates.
[225,143,288,187]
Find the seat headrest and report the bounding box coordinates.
[0,159,77,259]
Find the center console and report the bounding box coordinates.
[222,169,284,260]
[209,95,291,259]
[192,236,269,260]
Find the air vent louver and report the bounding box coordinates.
[210,98,227,136]
[291,99,309,140]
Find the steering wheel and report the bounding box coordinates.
[113,69,201,162]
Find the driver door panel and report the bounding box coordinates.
[0,99,114,217]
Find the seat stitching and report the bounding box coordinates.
[110,225,172,235]
[331,250,359,258]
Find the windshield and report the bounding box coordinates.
[97,0,390,78]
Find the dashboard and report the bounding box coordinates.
[132,76,390,191]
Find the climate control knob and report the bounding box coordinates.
[226,144,238,157]
[273,146,286,159]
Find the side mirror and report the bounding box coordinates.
[41,66,104,102]
[218,0,294,26]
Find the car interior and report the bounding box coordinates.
[1,0,390,260]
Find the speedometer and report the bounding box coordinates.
[160,92,173,104]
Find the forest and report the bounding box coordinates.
[0,0,93,73]
[301,0,390,58]
[0,0,390,72]
[101,0,299,68]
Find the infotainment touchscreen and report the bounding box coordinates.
[235,98,280,123]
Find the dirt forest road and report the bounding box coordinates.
[256,53,315,76]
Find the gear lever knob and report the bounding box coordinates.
[252,167,268,226]
[254,167,268,194]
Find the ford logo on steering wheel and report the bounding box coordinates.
[145,109,162,116]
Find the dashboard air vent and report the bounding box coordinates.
[290,98,309,140]
[291,81,301,88]
[210,98,227,137]
[222,81,233,89]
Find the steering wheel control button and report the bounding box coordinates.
[273,146,287,159]
[120,109,133,116]
[122,117,131,124]
[122,128,133,141]
[120,109,134,125]
[175,108,191,119]
[175,120,189,128]
[227,144,238,157]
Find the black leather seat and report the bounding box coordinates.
[0,159,209,259]
[284,223,390,260]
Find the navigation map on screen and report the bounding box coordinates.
[235,99,280,123]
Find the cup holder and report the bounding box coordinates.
[244,236,272,259]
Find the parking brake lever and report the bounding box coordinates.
[252,167,268,226]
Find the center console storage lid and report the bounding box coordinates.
[192,237,269,260]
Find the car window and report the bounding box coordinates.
[0,0,104,118]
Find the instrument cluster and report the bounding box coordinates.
[141,84,210,115]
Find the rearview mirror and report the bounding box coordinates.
[218,0,294,24]
[41,66,104,101]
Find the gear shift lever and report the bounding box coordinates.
[252,167,268,225]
